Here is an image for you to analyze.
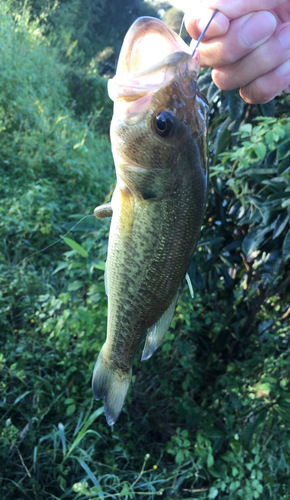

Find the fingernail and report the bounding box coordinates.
[278,24,290,49]
[276,58,290,77]
[241,12,277,47]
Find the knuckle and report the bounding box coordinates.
[251,48,271,71]
[241,80,272,104]
[218,40,239,64]
[212,69,231,90]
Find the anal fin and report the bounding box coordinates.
[141,293,178,361]
[94,202,112,219]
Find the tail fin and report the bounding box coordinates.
[92,346,132,426]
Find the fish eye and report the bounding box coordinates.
[154,111,175,138]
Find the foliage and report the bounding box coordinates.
[0,2,290,500]
[163,7,183,33]
[10,0,158,63]
[65,68,112,133]
[163,6,190,44]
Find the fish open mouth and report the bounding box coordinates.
[108,17,200,103]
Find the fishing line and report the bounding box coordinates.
[2,213,96,276]
[192,9,218,56]
[179,14,185,37]
[177,8,217,300]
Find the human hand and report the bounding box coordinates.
[185,0,290,103]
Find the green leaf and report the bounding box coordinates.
[94,260,106,271]
[259,99,275,117]
[232,466,239,477]
[265,130,273,144]
[277,156,290,173]
[64,398,75,404]
[236,167,276,176]
[277,139,290,160]
[277,398,290,409]
[242,231,256,257]
[176,450,184,464]
[273,214,289,239]
[66,404,76,416]
[198,237,225,247]
[275,405,290,422]
[207,81,220,103]
[185,273,194,298]
[220,267,234,286]
[241,408,268,449]
[282,198,290,209]
[239,123,252,135]
[52,261,69,275]
[207,453,214,468]
[58,423,66,457]
[68,280,84,291]
[209,487,219,499]
[254,142,267,160]
[282,229,290,261]
[221,451,235,463]
[14,391,31,404]
[213,116,231,161]
[197,70,212,90]
[229,89,244,119]
[75,458,104,498]
[188,264,205,291]
[62,236,88,258]
[66,407,104,458]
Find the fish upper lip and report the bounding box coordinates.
[117,51,189,81]
[115,16,192,74]
[109,16,200,103]
[108,52,188,103]
[108,52,197,103]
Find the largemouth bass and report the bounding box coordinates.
[93,16,209,426]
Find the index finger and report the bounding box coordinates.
[185,8,229,40]
[205,0,288,19]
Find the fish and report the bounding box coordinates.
[92,16,209,426]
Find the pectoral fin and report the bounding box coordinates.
[141,293,178,361]
[94,202,113,219]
